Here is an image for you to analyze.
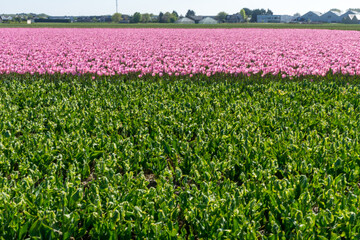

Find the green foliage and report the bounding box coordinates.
[250,8,272,22]
[159,12,178,23]
[348,8,360,12]
[111,13,122,23]
[240,9,247,22]
[141,13,151,23]
[185,10,195,18]
[330,8,342,13]
[131,12,142,23]
[217,12,228,23]
[1,74,360,238]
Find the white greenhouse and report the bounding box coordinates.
[175,17,195,24]
[301,11,322,22]
[342,14,360,24]
[199,17,218,24]
[319,11,342,23]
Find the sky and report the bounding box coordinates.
[1,0,359,16]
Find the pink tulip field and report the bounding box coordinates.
[1,28,360,77]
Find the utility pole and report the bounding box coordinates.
[116,0,118,13]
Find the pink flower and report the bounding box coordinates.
[0,28,360,77]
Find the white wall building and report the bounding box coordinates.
[257,15,294,23]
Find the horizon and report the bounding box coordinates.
[1,0,359,16]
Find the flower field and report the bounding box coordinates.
[1,28,360,239]
[1,28,360,77]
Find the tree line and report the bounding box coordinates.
[111,8,274,23]
[111,11,179,23]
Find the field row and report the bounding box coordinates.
[2,22,360,31]
[1,28,360,77]
[0,75,360,238]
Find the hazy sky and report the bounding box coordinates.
[2,0,359,16]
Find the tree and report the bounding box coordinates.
[38,13,48,19]
[161,12,171,23]
[250,9,266,22]
[132,12,142,23]
[111,13,122,23]
[172,11,179,18]
[141,13,150,23]
[159,12,178,23]
[243,8,252,17]
[186,10,196,18]
[348,8,360,12]
[149,14,156,22]
[14,16,22,23]
[330,8,341,13]
[158,12,164,22]
[240,9,247,22]
[169,12,178,23]
[266,9,273,15]
[217,12,227,23]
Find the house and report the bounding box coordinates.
[76,16,92,22]
[257,15,295,23]
[98,15,112,23]
[118,20,130,23]
[342,14,360,24]
[319,11,342,23]
[175,17,195,24]
[225,14,243,23]
[199,17,218,24]
[301,11,322,22]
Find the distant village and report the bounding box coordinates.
[1,8,360,25]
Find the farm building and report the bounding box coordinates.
[175,17,195,24]
[225,14,243,23]
[199,17,218,24]
[35,18,72,23]
[341,10,359,18]
[49,16,74,22]
[257,15,295,23]
[301,11,322,22]
[187,15,204,24]
[1,16,13,23]
[319,11,342,23]
[342,14,360,24]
